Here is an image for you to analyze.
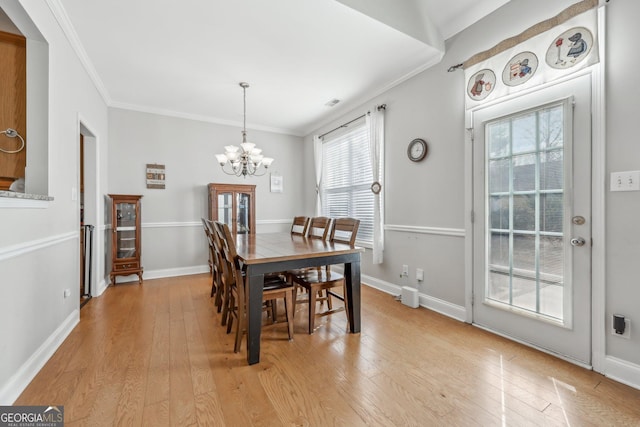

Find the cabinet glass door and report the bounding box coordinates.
[217,192,233,231]
[237,192,252,234]
[115,202,137,259]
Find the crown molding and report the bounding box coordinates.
[45,0,111,105]
[109,101,303,137]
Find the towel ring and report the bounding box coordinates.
[0,128,25,154]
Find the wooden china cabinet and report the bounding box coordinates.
[108,194,143,285]
[207,183,255,235]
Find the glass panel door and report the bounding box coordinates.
[237,192,251,234]
[486,104,565,320]
[217,192,233,231]
[472,74,592,364]
[115,202,136,259]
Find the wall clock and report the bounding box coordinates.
[407,138,428,162]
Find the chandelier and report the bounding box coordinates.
[216,82,274,177]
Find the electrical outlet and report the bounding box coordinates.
[63,288,71,298]
[402,264,409,277]
[416,268,424,282]
[611,318,631,339]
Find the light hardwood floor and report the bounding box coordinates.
[16,274,640,426]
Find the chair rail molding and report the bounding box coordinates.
[0,231,77,261]
[385,224,465,237]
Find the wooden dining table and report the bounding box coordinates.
[235,232,364,365]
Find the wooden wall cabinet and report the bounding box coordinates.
[0,31,27,190]
[208,183,255,235]
[108,194,143,285]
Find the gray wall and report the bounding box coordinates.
[305,0,640,371]
[107,108,305,276]
[604,0,640,366]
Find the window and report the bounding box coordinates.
[486,102,565,320]
[320,120,375,245]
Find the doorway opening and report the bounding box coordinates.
[80,124,97,308]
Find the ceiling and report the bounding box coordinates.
[50,0,510,136]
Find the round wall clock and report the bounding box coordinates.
[407,138,428,162]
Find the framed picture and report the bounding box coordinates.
[146,163,165,189]
[270,174,283,193]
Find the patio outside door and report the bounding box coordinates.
[472,74,592,365]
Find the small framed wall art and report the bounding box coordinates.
[146,163,165,189]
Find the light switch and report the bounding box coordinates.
[610,171,640,192]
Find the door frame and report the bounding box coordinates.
[77,116,101,301]
[464,56,606,371]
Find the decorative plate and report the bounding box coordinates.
[502,51,538,87]
[467,69,496,101]
[545,26,593,70]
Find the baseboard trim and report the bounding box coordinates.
[604,356,640,391]
[115,265,209,284]
[95,278,108,296]
[0,309,79,405]
[361,273,467,322]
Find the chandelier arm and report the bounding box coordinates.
[220,163,243,176]
[216,82,274,178]
[251,167,269,177]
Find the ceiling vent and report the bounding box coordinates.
[325,99,340,107]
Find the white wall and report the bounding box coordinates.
[305,0,640,383]
[0,0,109,404]
[107,108,305,277]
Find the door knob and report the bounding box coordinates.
[570,237,586,247]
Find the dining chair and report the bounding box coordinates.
[291,216,311,236]
[291,217,360,334]
[213,221,295,352]
[202,218,220,302]
[202,218,213,275]
[286,216,332,285]
[205,218,229,316]
[307,216,332,240]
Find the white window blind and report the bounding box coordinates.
[321,121,374,245]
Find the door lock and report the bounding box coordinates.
[570,237,586,247]
[572,216,586,225]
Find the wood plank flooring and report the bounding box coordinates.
[16,274,640,426]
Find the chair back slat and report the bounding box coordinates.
[291,216,310,236]
[330,218,360,246]
[308,217,332,240]
[213,221,245,301]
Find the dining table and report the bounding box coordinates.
[234,232,364,365]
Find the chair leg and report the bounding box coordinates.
[226,293,235,334]
[308,286,317,334]
[326,289,333,310]
[210,272,217,297]
[292,284,299,318]
[214,277,224,313]
[221,283,230,326]
[284,289,294,341]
